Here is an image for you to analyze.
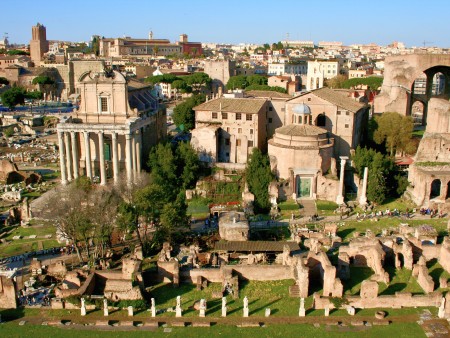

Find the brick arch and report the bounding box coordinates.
[430,179,441,200]
[375,54,450,124]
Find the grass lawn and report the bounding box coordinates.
[0,321,427,338]
[317,200,338,216]
[427,259,450,292]
[278,200,300,218]
[379,267,424,295]
[147,280,301,318]
[336,218,448,242]
[0,223,58,257]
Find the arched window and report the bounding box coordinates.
[316,114,326,127]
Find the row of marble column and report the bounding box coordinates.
[57,130,141,185]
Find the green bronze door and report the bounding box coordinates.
[296,177,311,197]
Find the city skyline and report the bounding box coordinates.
[1,0,450,47]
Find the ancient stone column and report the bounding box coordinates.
[438,297,446,318]
[84,132,92,179]
[151,298,156,317]
[359,167,368,206]
[64,132,73,181]
[132,133,137,173]
[98,132,106,185]
[243,296,249,317]
[57,131,67,185]
[347,306,355,316]
[336,156,348,205]
[175,295,182,317]
[135,131,142,176]
[70,132,79,179]
[221,297,227,317]
[199,299,206,317]
[299,297,306,317]
[125,134,133,184]
[127,306,133,317]
[80,297,86,316]
[111,133,119,184]
[103,299,108,317]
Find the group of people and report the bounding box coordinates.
[355,208,408,220]
[419,208,444,218]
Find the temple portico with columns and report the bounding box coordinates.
[56,69,166,185]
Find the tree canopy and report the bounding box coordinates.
[144,74,178,85]
[226,75,248,90]
[172,94,206,131]
[1,87,26,109]
[226,75,286,93]
[184,72,211,93]
[7,50,29,56]
[373,112,415,156]
[342,76,383,90]
[352,146,406,204]
[32,76,55,85]
[245,148,274,213]
[244,84,287,93]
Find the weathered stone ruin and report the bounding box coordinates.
[0,275,17,309]
[218,211,249,241]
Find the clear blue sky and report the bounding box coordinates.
[2,0,449,47]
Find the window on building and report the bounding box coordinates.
[268,117,273,123]
[222,112,228,119]
[248,140,254,147]
[100,97,108,112]
[225,138,230,146]
[346,111,350,116]
[236,113,242,120]
[337,110,342,115]
[250,128,254,134]
[238,128,242,134]
[269,106,273,111]
[307,98,311,101]
[236,139,241,146]
[212,112,218,119]
[226,127,230,133]
[345,124,349,128]
[246,114,252,121]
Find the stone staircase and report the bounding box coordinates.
[289,284,300,297]
[299,199,317,217]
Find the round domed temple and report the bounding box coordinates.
[268,123,333,199]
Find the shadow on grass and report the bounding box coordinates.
[343,267,373,294]
[250,298,282,315]
[337,228,355,240]
[148,283,196,306]
[427,258,445,288]
[379,283,407,295]
[0,307,25,322]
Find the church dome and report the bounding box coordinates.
[292,103,311,115]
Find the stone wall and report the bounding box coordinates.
[314,291,442,310]
[0,276,17,309]
[230,265,292,281]
[316,175,340,202]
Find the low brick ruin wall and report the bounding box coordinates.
[178,265,293,284]
[180,268,222,283]
[314,291,442,309]
[231,265,293,281]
